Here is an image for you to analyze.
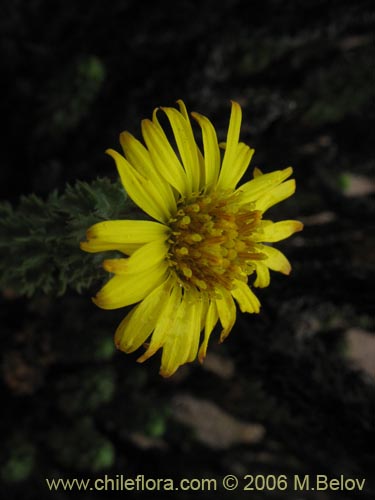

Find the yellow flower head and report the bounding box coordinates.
[81,100,303,377]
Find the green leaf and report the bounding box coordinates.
[0,178,136,297]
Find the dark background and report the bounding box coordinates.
[0,1,374,499]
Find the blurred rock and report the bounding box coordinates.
[129,432,168,451]
[202,352,235,379]
[340,174,375,198]
[345,328,375,379]
[171,394,265,450]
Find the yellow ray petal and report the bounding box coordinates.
[191,111,221,192]
[176,99,190,121]
[198,291,209,331]
[253,262,270,288]
[186,289,205,363]
[161,106,200,194]
[159,291,188,377]
[222,142,255,190]
[255,179,296,213]
[92,261,169,310]
[103,238,168,274]
[217,101,242,190]
[114,279,172,353]
[106,148,172,222]
[198,298,219,363]
[258,244,292,275]
[119,131,177,213]
[80,240,140,255]
[175,103,206,185]
[159,288,203,377]
[141,118,188,196]
[231,280,261,313]
[216,288,237,342]
[177,100,206,172]
[236,166,293,205]
[137,279,181,363]
[256,220,304,242]
[119,131,148,177]
[80,219,168,255]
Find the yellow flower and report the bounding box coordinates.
[81,100,303,377]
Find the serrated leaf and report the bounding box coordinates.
[0,178,132,297]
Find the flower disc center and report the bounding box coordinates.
[167,192,264,292]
